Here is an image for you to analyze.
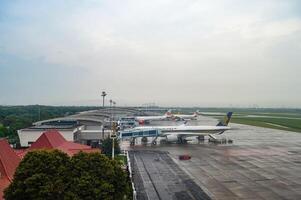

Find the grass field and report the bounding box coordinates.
[201,109,301,133]
[115,154,127,165]
[230,117,301,133]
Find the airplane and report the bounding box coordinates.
[169,110,200,121]
[135,110,172,125]
[131,112,233,143]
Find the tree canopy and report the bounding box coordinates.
[101,137,121,157]
[4,150,132,200]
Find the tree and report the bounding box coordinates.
[0,124,8,138]
[4,150,131,200]
[0,105,101,145]
[4,150,72,200]
[101,137,121,157]
[69,152,131,200]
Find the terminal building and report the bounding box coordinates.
[18,108,147,147]
[18,120,83,147]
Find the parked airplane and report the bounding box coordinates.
[169,110,200,121]
[135,110,172,125]
[132,112,233,143]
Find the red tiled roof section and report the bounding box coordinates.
[29,130,100,156]
[0,139,20,181]
[29,129,66,149]
[0,177,10,200]
[0,139,21,200]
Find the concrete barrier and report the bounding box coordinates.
[126,151,137,200]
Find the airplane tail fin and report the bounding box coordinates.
[194,110,201,116]
[216,112,233,126]
[165,109,172,116]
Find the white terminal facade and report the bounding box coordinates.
[17,108,143,147]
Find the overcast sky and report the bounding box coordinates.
[0,0,300,107]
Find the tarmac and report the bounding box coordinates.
[125,115,301,200]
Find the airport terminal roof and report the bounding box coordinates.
[20,124,81,131]
[33,116,105,126]
[32,107,148,126]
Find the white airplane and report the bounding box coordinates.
[135,110,172,125]
[169,110,200,121]
[132,112,233,143]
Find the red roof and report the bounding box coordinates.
[0,140,20,181]
[0,131,100,199]
[0,139,21,200]
[0,177,10,200]
[30,129,66,149]
[28,130,100,156]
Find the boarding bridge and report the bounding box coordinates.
[119,129,161,145]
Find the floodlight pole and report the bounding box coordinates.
[112,137,115,159]
[101,91,107,108]
[110,99,113,127]
[113,101,116,121]
[112,122,116,160]
[110,100,114,160]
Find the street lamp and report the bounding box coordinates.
[112,101,116,121]
[109,99,113,107]
[111,122,117,160]
[101,91,107,108]
[109,99,113,129]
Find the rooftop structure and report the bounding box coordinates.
[26,130,100,156]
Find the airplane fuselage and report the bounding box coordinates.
[132,125,230,135]
[135,115,167,121]
[172,114,198,120]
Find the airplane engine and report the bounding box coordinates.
[165,135,179,143]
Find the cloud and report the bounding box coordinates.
[0,0,301,107]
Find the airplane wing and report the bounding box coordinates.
[163,132,207,137]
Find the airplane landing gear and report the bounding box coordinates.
[197,136,205,143]
[177,136,187,144]
[197,136,205,141]
[151,136,158,145]
[130,138,136,146]
[141,137,148,143]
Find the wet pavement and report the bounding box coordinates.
[125,115,301,200]
[129,150,211,200]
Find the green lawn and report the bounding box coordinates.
[230,117,301,133]
[115,154,127,165]
[206,110,301,133]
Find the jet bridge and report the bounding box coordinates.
[119,128,161,145]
